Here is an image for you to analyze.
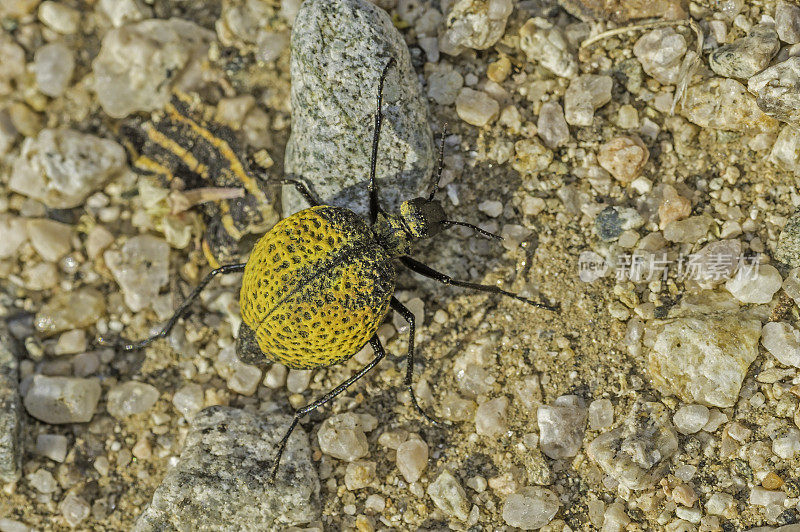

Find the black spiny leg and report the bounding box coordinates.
[400,256,559,312]
[391,297,440,425]
[99,263,247,351]
[368,58,396,225]
[269,336,386,481]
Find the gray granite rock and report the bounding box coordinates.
[0,323,22,483]
[133,406,319,531]
[709,23,780,79]
[283,0,434,217]
[777,207,800,267]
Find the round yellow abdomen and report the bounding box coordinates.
[239,205,396,369]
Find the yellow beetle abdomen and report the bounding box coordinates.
[239,206,396,369]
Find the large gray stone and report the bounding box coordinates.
[0,323,22,483]
[133,406,319,531]
[283,0,434,217]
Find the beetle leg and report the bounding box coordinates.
[390,297,441,426]
[98,263,247,351]
[258,175,321,207]
[368,58,396,225]
[269,336,386,482]
[400,256,559,312]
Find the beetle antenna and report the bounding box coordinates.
[428,125,447,201]
[442,220,502,240]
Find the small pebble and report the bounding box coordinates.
[395,437,428,483]
[263,364,288,389]
[38,1,80,33]
[35,434,68,462]
[286,369,312,393]
[588,399,613,430]
[28,468,57,493]
[725,264,782,304]
[537,101,569,149]
[475,396,508,437]
[706,492,734,515]
[104,235,170,312]
[344,460,376,490]
[478,200,503,218]
[597,136,649,183]
[427,471,470,522]
[33,42,75,97]
[59,492,90,527]
[455,88,499,127]
[317,412,369,461]
[564,75,613,126]
[673,404,710,434]
[761,321,800,368]
[776,1,800,44]
[501,487,560,530]
[24,376,101,424]
[365,494,385,513]
[106,381,159,418]
[26,218,72,262]
[537,395,587,459]
[171,383,204,419]
[633,27,687,84]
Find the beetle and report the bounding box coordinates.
[105,59,558,481]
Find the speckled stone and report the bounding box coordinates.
[283,0,434,217]
[777,207,800,267]
[0,324,22,483]
[709,24,779,79]
[133,406,319,530]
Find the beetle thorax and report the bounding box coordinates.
[373,212,412,257]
